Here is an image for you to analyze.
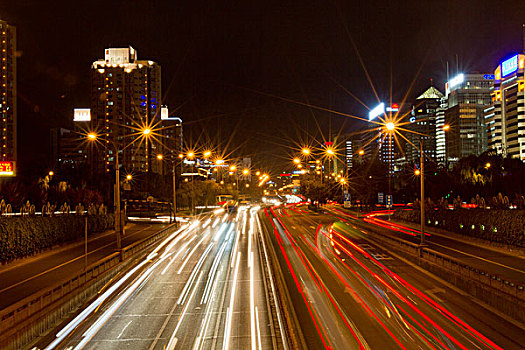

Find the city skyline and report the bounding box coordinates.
[1,1,525,175]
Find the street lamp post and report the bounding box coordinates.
[87,128,151,261]
[419,140,425,255]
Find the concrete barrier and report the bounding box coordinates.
[0,223,175,350]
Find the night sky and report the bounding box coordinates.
[2,0,525,174]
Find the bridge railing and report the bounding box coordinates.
[0,223,176,350]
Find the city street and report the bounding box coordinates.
[261,203,525,349]
[37,206,285,350]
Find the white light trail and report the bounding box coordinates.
[166,271,204,350]
[223,251,241,350]
[75,259,165,349]
[211,216,221,228]
[177,234,208,274]
[178,242,214,305]
[45,259,150,350]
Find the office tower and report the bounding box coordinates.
[485,54,525,160]
[445,73,493,165]
[406,86,443,165]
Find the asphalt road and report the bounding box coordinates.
[326,206,525,284]
[262,203,525,349]
[37,206,284,350]
[0,223,168,309]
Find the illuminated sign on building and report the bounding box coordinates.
[73,109,91,122]
[483,74,495,80]
[369,102,385,121]
[386,103,399,112]
[161,106,169,120]
[0,161,15,176]
[501,55,519,77]
[445,73,465,96]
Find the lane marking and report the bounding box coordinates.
[117,321,132,339]
[431,242,525,275]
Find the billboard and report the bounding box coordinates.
[0,161,15,176]
[74,108,91,122]
[445,73,464,96]
[369,103,385,121]
[501,54,519,77]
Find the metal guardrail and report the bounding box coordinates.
[0,223,176,342]
[369,226,525,301]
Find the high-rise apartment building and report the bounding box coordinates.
[90,46,162,175]
[445,73,493,165]
[0,20,16,168]
[485,54,525,160]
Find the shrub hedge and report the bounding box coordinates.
[392,209,525,247]
[0,214,114,264]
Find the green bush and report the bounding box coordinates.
[0,214,114,264]
[392,209,525,247]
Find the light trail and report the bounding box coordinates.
[166,271,204,350]
[178,242,214,305]
[223,251,241,350]
[177,233,209,274]
[74,258,165,349]
[255,212,289,350]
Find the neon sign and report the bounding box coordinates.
[0,161,14,176]
[501,55,519,77]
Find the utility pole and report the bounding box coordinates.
[172,160,177,226]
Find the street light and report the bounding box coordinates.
[126,174,132,181]
[443,124,450,131]
[385,122,395,131]
[358,150,364,156]
[301,148,310,156]
[156,154,181,225]
[86,127,152,260]
[415,169,421,176]
[48,171,54,176]
[293,157,300,164]
[485,162,491,169]
[203,150,212,159]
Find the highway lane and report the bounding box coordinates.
[264,203,524,349]
[326,206,525,284]
[0,223,168,310]
[37,206,284,350]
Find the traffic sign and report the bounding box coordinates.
[386,194,393,208]
[378,192,384,204]
[344,193,351,208]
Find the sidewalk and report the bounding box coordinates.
[0,223,168,310]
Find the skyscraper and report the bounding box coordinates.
[0,19,17,168]
[485,54,525,160]
[90,46,162,175]
[444,73,493,165]
[406,86,443,165]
